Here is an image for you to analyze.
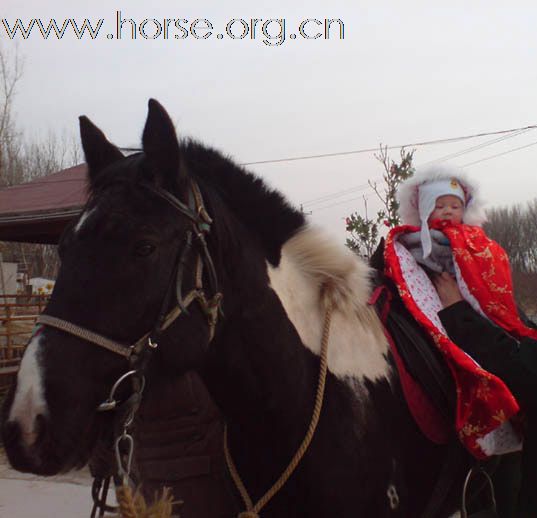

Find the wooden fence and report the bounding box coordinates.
[0,293,49,395]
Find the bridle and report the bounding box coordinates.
[37,178,222,361]
[33,177,223,515]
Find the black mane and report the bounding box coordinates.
[181,139,305,266]
[89,140,305,266]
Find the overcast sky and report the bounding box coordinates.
[2,1,537,242]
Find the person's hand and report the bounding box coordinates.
[433,272,463,308]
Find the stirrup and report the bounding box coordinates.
[461,466,498,518]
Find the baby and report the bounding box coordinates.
[399,178,466,274]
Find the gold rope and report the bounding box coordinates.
[116,485,139,518]
[115,485,176,518]
[224,298,334,518]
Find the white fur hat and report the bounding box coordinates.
[397,164,486,259]
[397,163,486,227]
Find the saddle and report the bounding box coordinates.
[370,240,456,444]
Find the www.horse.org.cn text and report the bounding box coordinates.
[1,13,345,47]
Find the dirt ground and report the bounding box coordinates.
[0,448,117,517]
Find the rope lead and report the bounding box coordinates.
[225,297,334,518]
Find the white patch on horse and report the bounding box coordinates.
[268,225,389,382]
[74,207,97,233]
[8,335,48,446]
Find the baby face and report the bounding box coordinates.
[428,194,464,224]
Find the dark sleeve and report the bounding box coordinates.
[438,300,519,378]
[518,305,537,330]
[440,301,537,410]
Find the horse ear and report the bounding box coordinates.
[79,116,124,186]
[142,99,184,190]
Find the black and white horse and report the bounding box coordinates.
[1,100,468,517]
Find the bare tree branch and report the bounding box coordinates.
[0,46,79,284]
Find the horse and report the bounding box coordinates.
[1,99,471,517]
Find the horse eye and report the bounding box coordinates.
[134,242,156,257]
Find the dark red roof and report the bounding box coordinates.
[0,164,88,243]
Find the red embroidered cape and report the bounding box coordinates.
[384,221,536,458]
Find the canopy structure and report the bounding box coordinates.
[0,165,88,244]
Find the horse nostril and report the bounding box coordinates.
[2,420,21,446]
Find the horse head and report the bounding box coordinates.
[1,100,223,474]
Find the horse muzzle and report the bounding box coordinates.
[1,412,62,475]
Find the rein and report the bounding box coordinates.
[224,298,334,518]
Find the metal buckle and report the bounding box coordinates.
[97,370,145,412]
[114,432,135,484]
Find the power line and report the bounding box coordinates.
[419,128,534,167]
[313,193,374,213]
[242,124,537,166]
[6,123,537,196]
[311,136,537,214]
[301,181,373,207]
[461,139,537,167]
[306,128,537,213]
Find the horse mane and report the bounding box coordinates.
[179,140,387,365]
[181,139,305,266]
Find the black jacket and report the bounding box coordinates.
[134,371,239,518]
[438,300,537,412]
